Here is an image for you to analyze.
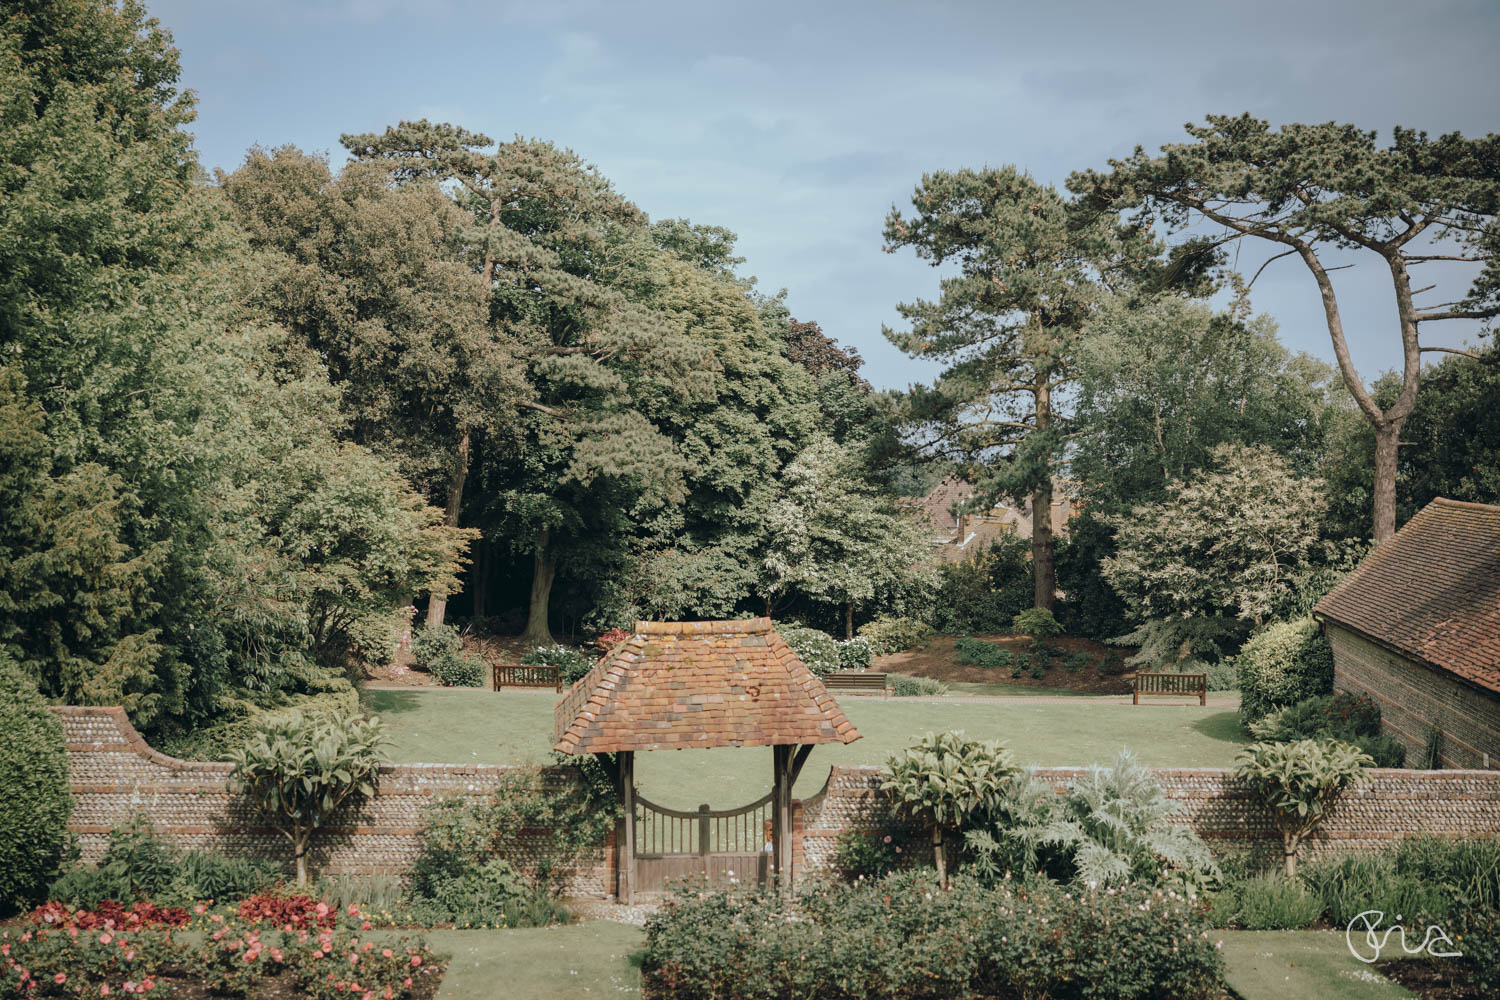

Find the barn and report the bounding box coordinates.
[1314,498,1500,770]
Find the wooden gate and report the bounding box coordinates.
[632,791,772,891]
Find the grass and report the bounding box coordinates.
[425,923,643,999]
[362,688,1248,809]
[1217,931,1416,1000]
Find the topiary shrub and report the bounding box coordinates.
[522,644,593,684]
[0,653,73,913]
[1236,617,1334,724]
[856,616,935,655]
[778,625,839,676]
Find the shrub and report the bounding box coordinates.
[856,616,934,655]
[777,625,840,676]
[347,610,402,668]
[1234,739,1372,878]
[1064,651,1091,672]
[522,644,594,684]
[1250,692,1406,767]
[836,637,873,672]
[883,731,1019,885]
[888,673,947,697]
[954,636,1006,667]
[163,852,281,907]
[1236,617,1334,723]
[236,893,338,929]
[1203,662,1239,691]
[930,537,1033,635]
[29,900,189,931]
[228,709,389,884]
[1451,900,1500,996]
[1221,874,1323,929]
[410,623,462,671]
[593,626,630,652]
[1011,607,1064,638]
[642,873,1224,1000]
[0,653,73,913]
[833,831,909,881]
[430,649,486,687]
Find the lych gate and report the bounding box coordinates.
[552,618,860,902]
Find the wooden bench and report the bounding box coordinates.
[1132,672,1207,705]
[823,670,890,696]
[492,663,563,693]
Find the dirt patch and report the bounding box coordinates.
[874,635,1137,696]
[1375,957,1481,999]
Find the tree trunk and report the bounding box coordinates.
[1372,420,1402,543]
[932,826,947,889]
[294,833,309,886]
[521,528,557,645]
[1284,831,1300,879]
[426,428,472,628]
[471,539,487,622]
[1031,379,1056,611]
[845,603,854,640]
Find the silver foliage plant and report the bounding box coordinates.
[967,748,1221,892]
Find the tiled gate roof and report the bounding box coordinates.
[1315,498,1500,695]
[553,618,860,754]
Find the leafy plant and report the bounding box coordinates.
[1064,651,1091,672]
[522,644,594,684]
[856,616,934,655]
[1012,607,1064,638]
[888,673,948,697]
[833,830,909,881]
[954,637,1006,667]
[882,731,1020,886]
[1220,874,1323,930]
[1249,692,1405,767]
[0,654,72,913]
[228,709,389,884]
[430,650,486,687]
[1235,617,1334,723]
[777,625,840,677]
[836,637,874,672]
[1234,739,1372,878]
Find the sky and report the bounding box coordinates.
[152,0,1500,391]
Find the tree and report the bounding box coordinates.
[222,147,528,628]
[882,731,1019,887]
[1073,295,1340,514]
[1103,444,1327,628]
[1071,115,1500,541]
[883,167,1151,610]
[1235,739,1373,877]
[343,122,713,642]
[228,708,389,885]
[760,436,936,637]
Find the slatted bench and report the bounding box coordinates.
[492,663,563,693]
[1132,672,1207,705]
[823,670,890,696]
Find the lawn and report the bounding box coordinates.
[1217,931,1417,1000]
[426,922,642,999]
[362,687,1247,808]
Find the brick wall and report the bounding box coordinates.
[1328,624,1500,771]
[56,706,1500,894]
[55,707,613,896]
[796,759,1500,874]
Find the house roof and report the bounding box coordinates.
[552,618,861,754]
[1315,498,1500,695]
[901,476,977,538]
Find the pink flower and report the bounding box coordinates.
[53,974,66,985]
[381,949,392,958]
[193,905,206,915]
[361,921,371,931]
[125,950,134,961]
[347,904,359,916]
[402,979,412,989]
[883,835,892,843]
[349,953,360,965]
[315,903,330,918]
[410,956,422,967]
[100,986,110,996]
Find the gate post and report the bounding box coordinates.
[618,751,635,904]
[698,804,711,877]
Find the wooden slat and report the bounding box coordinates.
[492,664,563,692]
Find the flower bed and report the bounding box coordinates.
[2,903,445,1000]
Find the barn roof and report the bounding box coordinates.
[1315,498,1500,695]
[552,618,860,754]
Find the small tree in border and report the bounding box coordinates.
[1234,738,1373,878]
[882,731,1019,887]
[228,709,389,885]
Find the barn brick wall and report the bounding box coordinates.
[55,707,613,896]
[795,759,1500,874]
[1327,624,1500,771]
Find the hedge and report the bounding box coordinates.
[0,652,73,913]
